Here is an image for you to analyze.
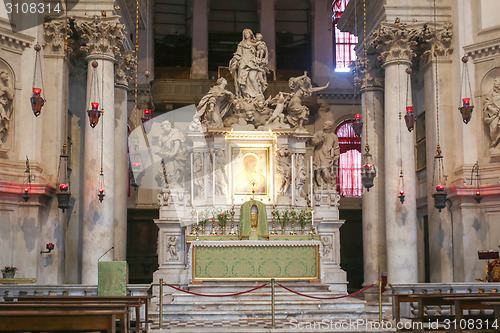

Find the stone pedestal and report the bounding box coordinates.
[315,205,347,293]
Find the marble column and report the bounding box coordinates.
[40,18,70,284]
[312,0,334,85]
[357,58,386,286]
[373,22,418,283]
[191,0,209,79]
[421,23,454,282]
[76,16,124,284]
[113,52,134,261]
[259,0,276,76]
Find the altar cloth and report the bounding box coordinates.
[189,240,321,281]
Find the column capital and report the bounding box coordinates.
[354,56,384,90]
[370,22,418,64]
[115,50,135,87]
[43,18,71,57]
[75,16,125,60]
[418,22,454,63]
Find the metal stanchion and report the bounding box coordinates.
[159,278,163,328]
[265,278,280,329]
[379,276,382,323]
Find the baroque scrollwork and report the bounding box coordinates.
[76,16,125,58]
[43,18,72,55]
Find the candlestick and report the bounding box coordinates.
[291,153,295,205]
[310,155,313,206]
[190,152,194,202]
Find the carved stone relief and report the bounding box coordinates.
[276,148,291,196]
[321,235,334,261]
[483,76,500,148]
[166,235,179,261]
[0,62,15,148]
[214,149,227,196]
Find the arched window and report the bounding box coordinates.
[336,119,362,197]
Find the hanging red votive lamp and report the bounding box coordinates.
[142,108,152,132]
[31,43,45,117]
[30,87,44,117]
[404,106,416,132]
[361,146,376,191]
[98,169,105,203]
[352,114,363,137]
[459,56,474,124]
[87,102,101,128]
[432,148,447,211]
[56,145,72,212]
[398,170,405,204]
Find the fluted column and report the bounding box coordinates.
[356,57,386,286]
[372,22,418,283]
[113,52,134,261]
[76,16,124,283]
[191,0,209,79]
[259,0,276,75]
[421,23,454,282]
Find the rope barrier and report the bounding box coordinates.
[165,283,268,297]
[277,282,377,300]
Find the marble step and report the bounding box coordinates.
[161,301,367,312]
[150,307,388,322]
[164,282,334,294]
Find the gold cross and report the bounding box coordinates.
[249,178,257,199]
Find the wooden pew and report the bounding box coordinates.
[10,295,152,333]
[393,292,500,332]
[0,303,128,333]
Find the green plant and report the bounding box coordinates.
[216,209,230,228]
[198,209,211,227]
[296,208,312,229]
[1,266,17,274]
[275,208,291,231]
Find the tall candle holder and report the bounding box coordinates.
[190,209,198,235]
[210,216,217,235]
[270,205,277,235]
[290,206,297,235]
[229,205,237,235]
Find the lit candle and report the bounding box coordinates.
[311,210,314,227]
[196,210,199,225]
[213,151,216,204]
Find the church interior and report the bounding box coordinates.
[1,0,500,331]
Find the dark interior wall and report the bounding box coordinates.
[339,209,363,292]
[127,209,159,284]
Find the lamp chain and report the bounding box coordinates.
[135,0,139,128]
[433,0,440,152]
[363,0,369,147]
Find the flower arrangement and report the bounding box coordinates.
[296,208,312,230]
[197,209,212,227]
[274,208,291,233]
[216,209,230,229]
[2,266,17,276]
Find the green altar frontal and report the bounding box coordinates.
[190,240,321,281]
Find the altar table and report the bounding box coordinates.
[189,240,321,281]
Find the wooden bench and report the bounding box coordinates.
[0,303,128,333]
[9,295,152,333]
[393,292,500,332]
